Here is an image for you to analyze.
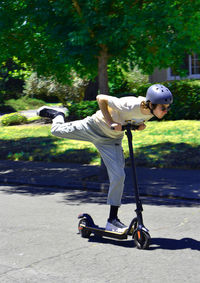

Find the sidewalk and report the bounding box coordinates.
[0,160,199,201]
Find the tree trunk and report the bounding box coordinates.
[98,45,109,95]
[98,45,109,180]
[84,76,98,100]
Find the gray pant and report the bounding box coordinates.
[51,115,125,206]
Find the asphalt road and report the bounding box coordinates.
[0,184,199,283]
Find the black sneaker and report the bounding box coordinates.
[37,106,66,119]
[105,218,127,233]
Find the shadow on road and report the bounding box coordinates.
[85,235,200,251]
[150,237,200,251]
[1,184,199,207]
[62,190,200,207]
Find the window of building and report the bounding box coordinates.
[190,53,200,75]
[167,54,200,80]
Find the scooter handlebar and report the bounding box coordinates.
[110,124,139,131]
[121,124,139,131]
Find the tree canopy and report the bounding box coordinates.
[0,0,200,93]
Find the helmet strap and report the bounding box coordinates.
[146,101,157,117]
[147,102,162,121]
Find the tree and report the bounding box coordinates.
[0,57,30,99]
[0,0,200,95]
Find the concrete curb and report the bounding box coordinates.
[0,160,199,202]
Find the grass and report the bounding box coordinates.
[0,96,62,113]
[4,97,46,111]
[122,120,200,169]
[0,120,199,169]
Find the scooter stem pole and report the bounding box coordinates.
[125,126,144,224]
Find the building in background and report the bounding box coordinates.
[149,54,200,83]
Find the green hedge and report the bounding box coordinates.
[67,100,99,120]
[0,112,27,126]
[67,80,200,121]
[135,80,200,120]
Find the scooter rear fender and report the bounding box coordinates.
[78,213,95,226]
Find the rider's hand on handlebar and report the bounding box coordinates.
[110,122,122,131]
[137,123,146,131]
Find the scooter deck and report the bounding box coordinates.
[80,224,129,240]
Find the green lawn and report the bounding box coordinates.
[0,120,199,169]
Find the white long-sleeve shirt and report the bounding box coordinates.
[92,95,153,138]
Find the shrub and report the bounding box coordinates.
[164,80,200,120]
[0,103,15,114]
[67,100,99,120]
[0,58,27,100]
[23,72,89,104]
[0,91,4,104]
[0,113,27,126]
[56,79,200,121]
[134,80,200,120]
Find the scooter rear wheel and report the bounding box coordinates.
[78,218,91,238]
[133,229,150,249]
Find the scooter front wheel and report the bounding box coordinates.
[133,229,150,249]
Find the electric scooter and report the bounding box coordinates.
[78,123,151,249]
